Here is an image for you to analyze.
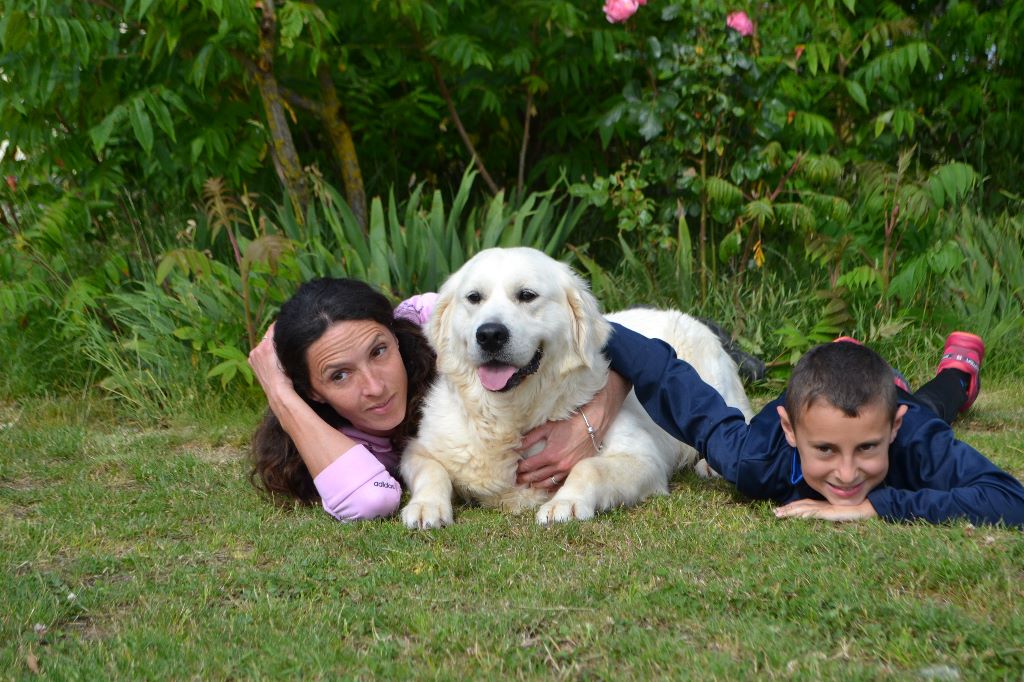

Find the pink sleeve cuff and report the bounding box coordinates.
[394,293,438,327]
[313,445,402,521]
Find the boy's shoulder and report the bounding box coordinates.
[749,393,787,432]
[733,396,798,500]
[891,397,955,450]
[886,397,982,483]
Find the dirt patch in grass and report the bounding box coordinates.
[60,613,111,641]
[10,550,80,578]
[1,475,42,519]
[177,440,247,465]
[0,475,37,491]
[28,611,113,648]
[0,400,25,429]
[2,502,40,520]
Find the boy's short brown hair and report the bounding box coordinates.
[785,342,898,427]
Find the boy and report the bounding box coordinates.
[605,325,1024,525]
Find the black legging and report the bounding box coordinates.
[900,369,969,425]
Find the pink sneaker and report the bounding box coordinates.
[891,370,911,393]
[937,332,985,412]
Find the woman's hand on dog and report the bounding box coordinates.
[516,371,631,491]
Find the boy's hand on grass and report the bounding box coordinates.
[774,499,878,522]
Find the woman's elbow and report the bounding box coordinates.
[321,479,402,522]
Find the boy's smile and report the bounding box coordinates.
[778,400,907,507]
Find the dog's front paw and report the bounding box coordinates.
[535,497,595,525]
[401,499,453,529]
[694,459,722,479]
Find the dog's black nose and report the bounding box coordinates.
[476,323,509,353]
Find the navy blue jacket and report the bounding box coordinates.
[607,323,1024,526]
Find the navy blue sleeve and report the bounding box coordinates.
[867,407,1024,526]
[605,322,755,485]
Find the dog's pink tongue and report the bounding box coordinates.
[478,364,517,391]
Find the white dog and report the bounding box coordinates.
[400,247,753,528]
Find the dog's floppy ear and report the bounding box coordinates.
[562,265,610,372]
[426,267,461,369]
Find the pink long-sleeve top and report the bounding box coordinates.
[312,293,437,521]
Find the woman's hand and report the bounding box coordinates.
[516,371,631,491]
[248,323,294,400]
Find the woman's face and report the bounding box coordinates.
[305,320,409,437]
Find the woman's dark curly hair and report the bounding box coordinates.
[249,278,436,505]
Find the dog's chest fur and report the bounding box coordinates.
[414,365,599,512]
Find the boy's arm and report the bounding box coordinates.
[867,415,1024,526]
[604,322,751,483]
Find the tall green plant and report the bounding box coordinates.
[804,150,979,305]
[274,168,590,297]
[941,209,1024,374]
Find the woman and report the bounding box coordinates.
[248,278,626,521]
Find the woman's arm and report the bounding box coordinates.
[249,326,401,521]
[249,324,359,478]
[516,371,631,489]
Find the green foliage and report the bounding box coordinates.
[2,0,1023,406]
[775,292,852,367]
[3,0,1022,215]
[0,0,632,228]
[938,209,1024,376]
[572,0,1019,322]
[0,169,591,407]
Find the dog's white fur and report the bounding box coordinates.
[400,247,753,528]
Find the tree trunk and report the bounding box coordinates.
[317,65,367,231]
[255,0,309,220]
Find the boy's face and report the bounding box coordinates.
[777,400,908,507]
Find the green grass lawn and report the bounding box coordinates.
[2,383,1022,679]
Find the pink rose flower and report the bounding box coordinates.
[726,11,755,37]
[604,0,640,23]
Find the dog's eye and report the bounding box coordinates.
[517,289,538,303]
[466,291,482,304]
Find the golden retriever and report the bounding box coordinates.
[400,247,753,527]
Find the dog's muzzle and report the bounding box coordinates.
[474,322,543,392]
